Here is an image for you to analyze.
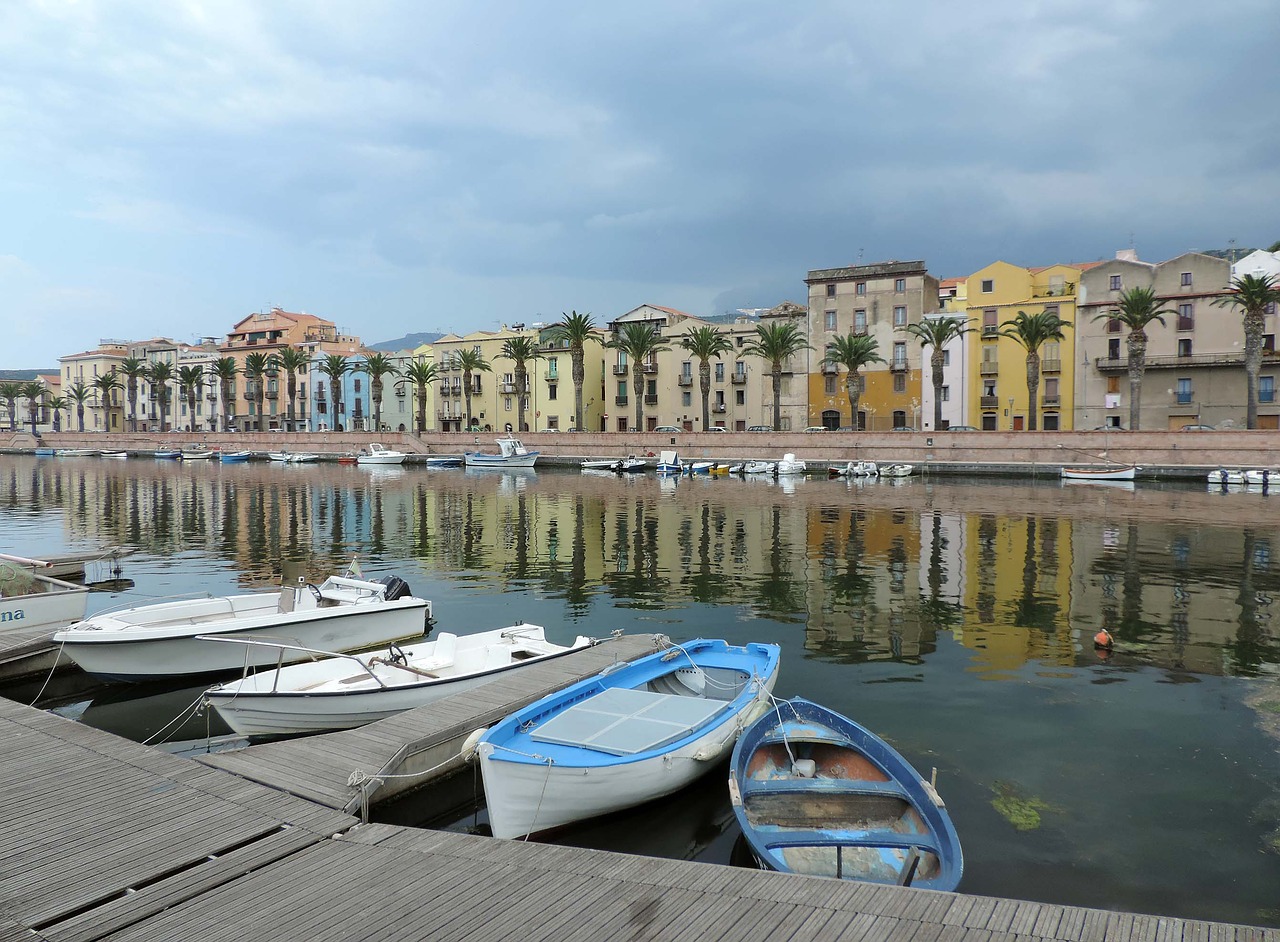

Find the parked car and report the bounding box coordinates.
[747,425,771,432]
[1179,424,1215,431]
[704,426,728,432]
[803,426,829,433]
[890,426,916,432]
[1091,425,1129,431]
[947,425,980,432]
[653,425,681,433]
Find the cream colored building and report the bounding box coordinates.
[58,340,127,432]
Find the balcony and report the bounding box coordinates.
[980,396,1000,409]
[1175,392,1194,405]
[615,395,629,406]
[544,371,559,383]
[821,362,839,374]
[500,383,517,394]
[641,364,658,374]
[1042,395,1061,407]
[612,365,629,376]
[890,360,909,373]
[206,393,218,401]
[1041,358,1061,373]
[731,373,747,385]
[1095,352,1250,371]
[395,387,406,397]
[265,390,278,399]
[712,404,726,413]
[979,362,999,376]
[644,394,658,405]
[678,375,693,386]
[981,325,999,337]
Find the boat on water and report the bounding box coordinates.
[34,447,56,456]
[829,460,878,478]
[154,449,181,460]
[100,451,128,460]
[337,454,358,465]
[775,454,806,475]
[729,697,963,891]
[743,460,776,475]
[425,455,463,468]
[357,443,408,465]
[581,458,620,471]
[617,455,647,473]
[52,571,431,682]
[465,437,539,469]
[0,554,90,633]
[683,460,714,475]
[205,623,597,737]
[476,637,780,839]
[655,450,682,475]
[268,451,318,463]
[1060,465,1136,482]
[220,450,251,463]
[180,448,215,460]
[879,464,914,478]
[56,448,98,457]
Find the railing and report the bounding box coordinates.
[544,371,559,382]
[1262,392,1276,403]
[641,364,658,374]
[979,362,999,375]
[500,383,517,394]
[644,394,658,405]
[1175,392,1194,404]
[1041,358,1061,373]
[1042,395,1060,407]
[821,363,839,374]
[1096,352,1253,370]
[981,325,999,337]
[980,396,1000,409]
[890,361,908,373]
[678,375,693,386]
[206,393,218,401]
[395,388,405,397]
[265,390,277,399]
[712,404,726,413]
[612,365,629,376]
[615,395,629,406]
[731,373,747,384]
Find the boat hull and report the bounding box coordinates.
[0,571,90,633]
[1061,465,1135,481]
[465,453,539,468]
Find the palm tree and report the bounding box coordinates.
[741,321,811,431]
[19,381,44,435]
[209,357,238,431]
[46,396,67,432]
[1214,274,1280,429]
[548,311,598,431]
[904,316,972,431]
[0,381,20,431]
[118,357,148,432]
[357,352,401,433]
[91,370,122,433]
[146,361,175,432]
[822,333,885,429]
[454,349,491,430]
[65,380,92,432]
[176,366,206,431]
[243,352,271,431]
[317,354,350,431]
[998,309,1072,431]
[398,361,441,433]
[272,346,310,431]
[678,325,734,430]
[498,336,544,433]
[606,323,671,430]
[1095,286,1176,430]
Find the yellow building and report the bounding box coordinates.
[965,261,1097,430]
[58,340,127,432]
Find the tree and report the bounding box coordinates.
[65,380,92,432]
[1094,287,1176,430]
[176,366,206,431]
[243,352,271,431]
[678,325,734,430]
[146,361,175,432]
[606,322,670,430]
[398,360,440,433]
[454,348,491,430]
[998,309,1072,431]
[548,310,598,432]
[498,336,544,432]
[272,346,310,431]
[741,321,811,431]
[118,357,148,432]
[1214,273,1280,429]
[822,333,885,430]
[0,381,20,431]
[91,370,122,433]
[46,396,67,432]
[357,352,401,433]
[903,316,971,431]
[317,354,350,431]
[19,381,44,435]
[209,357,239,431]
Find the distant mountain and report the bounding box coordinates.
[1199,247,1257,261]
[0,369,52,382]
[365,331,444,352]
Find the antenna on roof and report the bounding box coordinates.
[856,247,864,263]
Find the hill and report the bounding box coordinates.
[365,331,443,352]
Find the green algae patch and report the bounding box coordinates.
[991,781,1059,831]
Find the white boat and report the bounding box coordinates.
[1244,469,1280,487]
[683,461,714,475]
[1060,465,1136,482]
[617,455,647,473]
[52,572,431,682]
[1207,468,1247,486]
[180,448,214,460]
[100,451,128,460]
[880,464,915,478]
[56,448,98,457]
[476,637,780,839]
[268,451,318,463]
[465,437,539,468]
[775,454,806,475]
[0,555,90,633]
[425,455,463,468]
[204,624,596,737]
[357,443,408,465]
[829,460,878,478]
[581,458,621,471]
[743,461,776,475]
[656,450,682,475]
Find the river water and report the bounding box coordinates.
[2,455,1278,926]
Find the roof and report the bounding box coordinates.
[806,259,928,282]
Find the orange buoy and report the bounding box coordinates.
[1093,628,1114,649]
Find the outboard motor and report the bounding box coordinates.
[377,575,411,601]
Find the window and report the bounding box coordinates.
[1176,378,1192,404]
[353,378,362,393]
[734,362,746,379]
[1110,275,1122,290]
[1043,413,1060,431]
[825,310,837,331]
[893,374,906,393]
[681,361,692,379]
[1043,304,1059,316]
[1106,317,1121,333]
[1181,272,1192,287]
[893,341,906,366]
[681,392,691,406]
[1107,376,1121,394]
[1044,378,1059,400]
[824,376,837,395]
[1108,338,1121,359]
[854,309,867,334]
[548,385,557,400]
[1178,304,1194,330]
[617,380,627,397]
[983,382,996,397]
[855,282,866,296]
[894,278,906,292]
[981,279,994,293]
[1265,335,1276,354]
[1262,376,1276,403]
[1177,338,1192,357]
[714,362,724,381]
[943,350,951,367]
[982,308,998,329]
[940,385,950,402]
[893,306,907,327]
[735,390,745,405]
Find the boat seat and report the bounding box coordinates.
[757,828,940,855]
[742,778,909,800]
[412,631,457,672]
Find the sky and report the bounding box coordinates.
[3,0,1278,368]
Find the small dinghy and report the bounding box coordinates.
[1060,465,1135,481]
[730,697,963,891]
[879,464,914,478]
[220,450,251,463]
[743,460,775,475]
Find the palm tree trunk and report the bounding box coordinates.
[931,349,945,430]
[1127,343,1145,431]
[463,370,473,428]
[516,365,527,432]
[373,378,383,432]
[772,370,782,430]
[846,371,862,428]
[1244,311,1264,429]
[1025,355,1040,431]
[699,360,711,428]
[632,364,644,430]
[128,382,138,432]
[416,382,427,433]
[572,348,585,431]
[287,374,297,431]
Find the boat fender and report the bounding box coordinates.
[792,759,817,779]
[1093,628,1114,650]
[460,728,489,761]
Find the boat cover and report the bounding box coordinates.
[530,687,724,757]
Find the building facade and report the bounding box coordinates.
[58,341,127,432]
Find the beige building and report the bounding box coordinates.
[58,340,127,432]
[1075,252,1245,430]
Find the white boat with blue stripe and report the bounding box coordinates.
[476,637,780,839]
[464,437,539,468]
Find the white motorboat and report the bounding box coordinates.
[476,637,780,839]
[775,454,806,475]
[425,456,463,468]
[879,464,915,478]
[1060,465,1135,482]
[829,460,878,478]
[743,461,776,475]
[357,443,408,465]
[205,624,596,737]
[181,448,215,460]
[0,555,90,633]
[683,461,714,475]
[100,452,128,460]
[656,450,682,475]
[52,572,431,682]
[465,437,539,468]
[1244,469,1280,487]
[56,449,98,457]
[617,456,647,473]
[268,451,318,463]
[581,458,620,471]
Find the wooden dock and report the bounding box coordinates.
[198,632,663,815]
[2,658,1277,941]
[0,624,64,682]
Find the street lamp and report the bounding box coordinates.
[1008,398,1015,430]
